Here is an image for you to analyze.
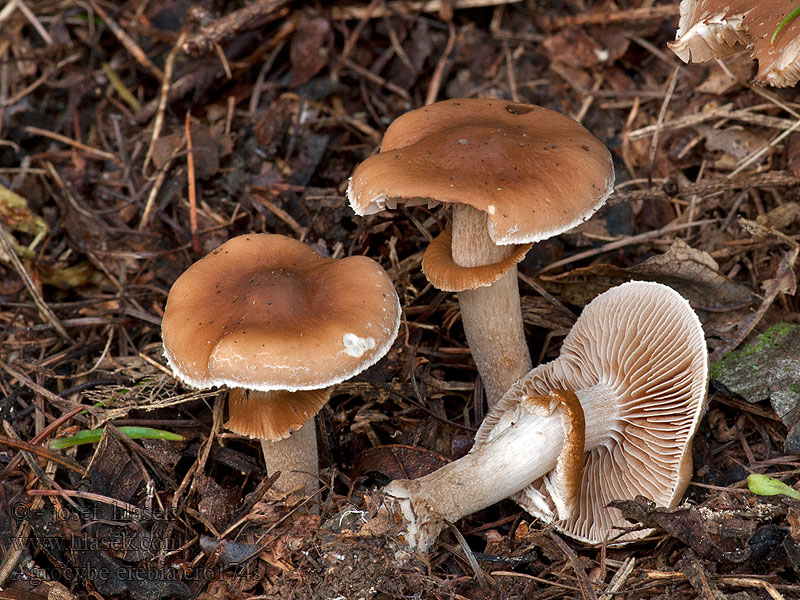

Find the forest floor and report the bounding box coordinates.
[2,1,800,598]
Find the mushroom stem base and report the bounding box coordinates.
[384,407,565,551]
[261,419,319,502]
[382,383,619,551]
[451,203,532,406]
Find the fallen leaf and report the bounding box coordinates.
[712,324,800,452]
[609,496,750,562]
[289,16,331,87]
[352,444,450,483]
[538,239,757,310]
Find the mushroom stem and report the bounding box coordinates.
[450,203,532,406]
[383,384,617,551]
[260,417,319,499]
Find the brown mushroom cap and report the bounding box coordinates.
[669,1,800,87]
[347,98,615,245]
[475,281,708,544]
[162,234,401,392]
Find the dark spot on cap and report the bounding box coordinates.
[506,103,533,115]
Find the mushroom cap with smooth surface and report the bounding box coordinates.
[668,0,800,87]
[161,233,401,393]
[347,98,615,246]
[475,280,709,544]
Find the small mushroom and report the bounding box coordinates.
[668,1,800,87]
[382,281,708,550]
[348,98,614,405]
[161,234,400,498]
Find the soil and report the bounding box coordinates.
[2,1,800,599]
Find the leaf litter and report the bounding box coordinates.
[1,1,800,599]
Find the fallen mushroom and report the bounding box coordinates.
[380,281,708,551]
[668,1,800,87]
[161,234,400,498]
[347,98,614,406]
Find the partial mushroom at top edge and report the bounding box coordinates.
[668,0,800,87]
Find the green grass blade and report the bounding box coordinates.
[50,426,184,449]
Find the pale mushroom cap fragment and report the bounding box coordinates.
[668,0,800,87]
[475,281,709,544]
[161,234,401,392]
[347,98,615,245]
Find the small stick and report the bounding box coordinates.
[550,531,599,600]
[425,23,457,105]
[0,433,87,475]
[0,226,71,341]
[647,66,680,185]
[183,0,290,54]
[711,244,798,359]
[539,4,679,30]
[537,219,718,274]
[251,190,307,238]
[11,0,53,45]
[88,0,164,79]
[608,171,800,205]
[330,0,522,20]
[185,113,200,252]
[24,125,119,163]
[142,30,187,176]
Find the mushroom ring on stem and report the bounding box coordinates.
[382,281,708,551]
[161,234,401,498]
[668,0,800,87]
[347,98,614,406]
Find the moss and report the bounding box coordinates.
[712,323,797,375]
[711,323,800,420]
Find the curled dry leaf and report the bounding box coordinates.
[538,239,757,310]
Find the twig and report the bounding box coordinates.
[251,190,307,238]
[1,404,89,477]
[138,144,184,230]
[445,520,495,591]
[728,114,800,178]
[26,488,152,517]
[185,113,200,252]
[537,219,718,274]
[538,4,679,30]
[599,556,635,600]
[0,52,82,108]
[0,361,103,417]
[330,0,523,20]
[0,433,87,475]
[24,125,119,163]
[647,66,679,184]
[334,0,380,81]
[142,30,186,176]
[0,225,71,341]
[491,570,581,591]
[550,531,598,600]
[608,171,800,205]
[183,0,290,55]
[426,22,457,106]
[711,242,798,360]
[88,0,164,79]
[10,0,52,45]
